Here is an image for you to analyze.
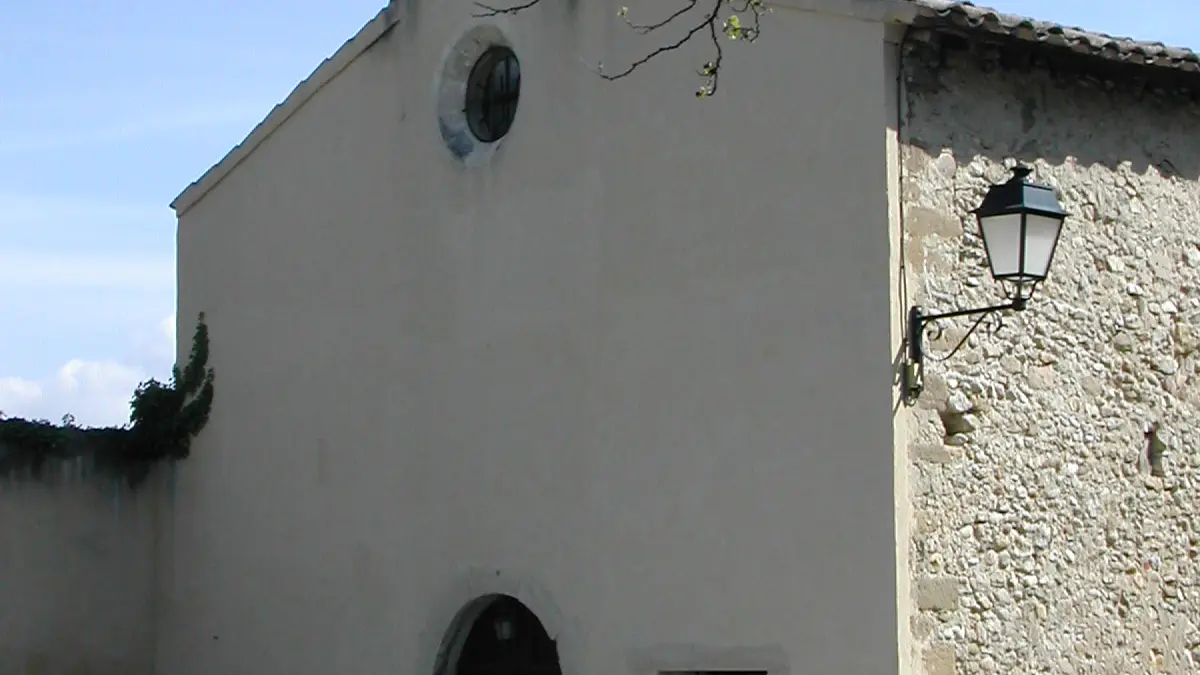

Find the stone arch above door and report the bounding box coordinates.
[418,568,577,675]
[436,594,561,675]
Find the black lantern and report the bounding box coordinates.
[975,165,1068,301]
[903,165,1069,403]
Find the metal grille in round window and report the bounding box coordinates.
[464,47,521,143]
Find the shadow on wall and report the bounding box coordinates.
[0,469,160,675]
[902,44,1200,181]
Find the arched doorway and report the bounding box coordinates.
[437,594,563,675]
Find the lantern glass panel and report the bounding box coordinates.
[979,212,1023,278]
[1021,213,1063,280]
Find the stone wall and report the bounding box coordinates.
[0,468,162,675]
[901,45,1200,674]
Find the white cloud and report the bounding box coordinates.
[0,377,41,400]
[0,360,145,428]
[0,314,177,428]
[0,250,174,290]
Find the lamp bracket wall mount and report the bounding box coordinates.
[902,297,1026,404]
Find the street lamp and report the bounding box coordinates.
[903,165,1069,403]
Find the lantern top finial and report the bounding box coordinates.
[1009,165,1033,181]
[974,166,1067,219]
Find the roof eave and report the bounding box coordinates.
[171,3,402,217]
[903,1,1200,79]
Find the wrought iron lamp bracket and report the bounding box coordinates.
[902,296,1026,404]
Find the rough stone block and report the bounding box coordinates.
[1025,365,1059,390]
[916,373,949,410]
[911,444,957,463]
[923,644,955,675]
[908,205,964,239]
[911,613,938,640]
[917,576,959,611]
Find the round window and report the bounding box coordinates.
[464,46,521,143]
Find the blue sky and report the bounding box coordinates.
[0,1,1196,427]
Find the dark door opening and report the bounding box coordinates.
[455,595,563,675]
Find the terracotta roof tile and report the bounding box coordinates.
[907,0,1200,75]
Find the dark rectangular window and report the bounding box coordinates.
[661,671,769,675]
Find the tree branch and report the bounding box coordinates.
[472,0,542,16]
[471,0,768,97]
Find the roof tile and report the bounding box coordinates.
[907,0,1200,75]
